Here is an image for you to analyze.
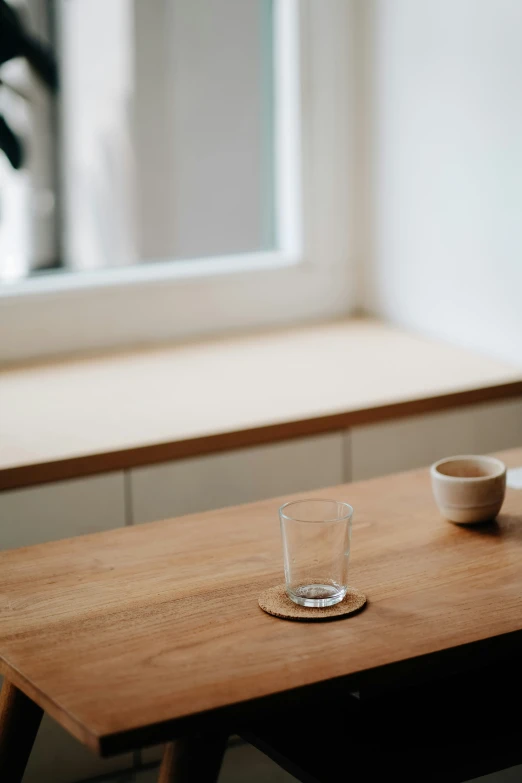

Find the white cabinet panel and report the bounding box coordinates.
[0,473,126,550]
[0,473,132,782]
[131,433,346,524]
[351,398,522,481]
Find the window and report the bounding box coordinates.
[62,0,277,270]
[0,1,354,361]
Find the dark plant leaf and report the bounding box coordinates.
[0,0,58,91]
[0,114,24,170]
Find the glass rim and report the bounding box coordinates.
[279,498,353,524]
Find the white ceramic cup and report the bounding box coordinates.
[430,455,506,524]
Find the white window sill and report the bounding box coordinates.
[1,317,521,490]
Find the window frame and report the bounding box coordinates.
[0,0,355,362]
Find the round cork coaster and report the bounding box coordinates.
[258,584,367,622]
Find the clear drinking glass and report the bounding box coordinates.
[279,499,353,608]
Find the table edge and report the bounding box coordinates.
[0,661,101,753]
[5,626,521,757]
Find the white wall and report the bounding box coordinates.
[363,0,522,365]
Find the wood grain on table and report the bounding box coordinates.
[1,449,522,756]
[2,319,521,490]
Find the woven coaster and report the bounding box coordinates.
[258,584,367,622]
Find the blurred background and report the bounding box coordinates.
[2,0,522,365]
[2,1,522,782]
[0,0,275,278]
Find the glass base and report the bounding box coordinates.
[287,584,347,608]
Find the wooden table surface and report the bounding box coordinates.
[1,449,522,757]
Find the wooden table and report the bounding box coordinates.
[1,448,522,782]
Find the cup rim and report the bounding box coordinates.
[431,455,506,482]
[279,498,353,524]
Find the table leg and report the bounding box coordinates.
[0,679,43,783]
[158,733,229,783]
